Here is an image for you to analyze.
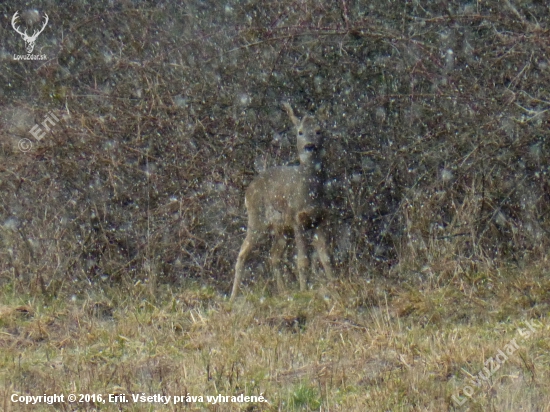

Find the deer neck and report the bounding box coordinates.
[300,156,323,175]
[299,157,325,199]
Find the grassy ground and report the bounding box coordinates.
[0,265,549,411]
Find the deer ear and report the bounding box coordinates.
[282,102,300,127]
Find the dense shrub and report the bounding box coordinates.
[1,0,549,295]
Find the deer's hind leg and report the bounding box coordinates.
[231,228,262,301]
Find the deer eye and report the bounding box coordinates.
[316,131,321,135]
[298,131,303,135]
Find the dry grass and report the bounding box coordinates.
[2,1,550,410]
[1,265,548,411]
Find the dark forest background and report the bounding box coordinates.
[2,0,550,296]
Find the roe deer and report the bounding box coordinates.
[231,103,333,301]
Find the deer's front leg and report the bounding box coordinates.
[294,225,309,291]
[313,227,334,280]
[270,233,287,293]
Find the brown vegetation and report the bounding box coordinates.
[1,1,550,410]
[1,1,550,295]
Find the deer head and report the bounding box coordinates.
[12,11,49,54]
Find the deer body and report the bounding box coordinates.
[231,104,333,301]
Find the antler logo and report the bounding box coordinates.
[12,11,49,54]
